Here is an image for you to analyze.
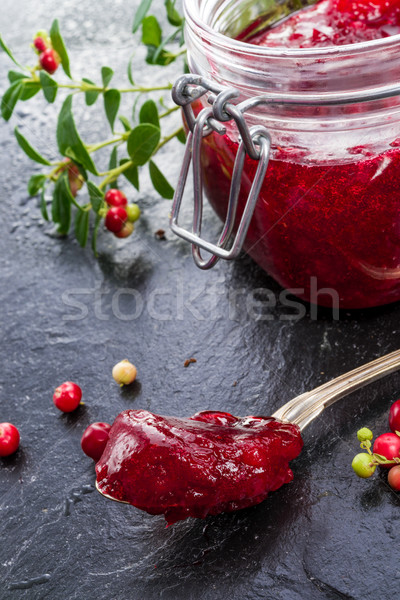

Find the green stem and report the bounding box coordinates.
[155,126,184,152]
[87,136,126,153]
[57,82,173,94]
[98,160,134,189]
[98,126,184,188]
[159,105,180,119]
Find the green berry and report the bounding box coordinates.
[352,453,376,478]
[126,203,141,223]
[357,427,373,442]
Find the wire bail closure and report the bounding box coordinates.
[170,74,271,270]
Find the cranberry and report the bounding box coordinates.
[351,453,376,478]
[96,409,303,525]
[33,36,47,52]
[81,422,111,462]
[388,465,400,491]
[39,48,60,74]
[53,381,82,413]
[114,221,134,239]
[389,399,400,434]
[104,189,128,207]
[0,423,20,457]
[373,432,400,468]
[112,359,137,385]
[104,206,127,233]
[126,204,141,223]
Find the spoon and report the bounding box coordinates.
[96,349,400,504]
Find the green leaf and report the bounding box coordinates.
[109,146,118,170]
[86,181,105,214]
[1,82,22,121]
[108,147,119,189]
[52,174,72,234]
[141,16,162,47]
[152,28,179,64]
[176,128,186,144]
[91,213,102,256]
[127,123,160,166]
[165,0,183,26]
[127,52,135,86]
[145,45,176,66]
[40,186,49,221]
[132,94,141,122]
[118,116,131,132]
[149,160,174,199]
[28,174,47,197]
[19,81,41,101]
[139,99,159,127]
[74,210,89,247]
[8,71,28,83]
[120,159,139,190]
[14,127,51,165]
[0,35,23,68]
[101,66,114,88]
[39,71,58,103]
[49,19,71,78]
[103,89,121,131]
[57,95,97,174]
[82,78,100,106]
[132,0,153,33]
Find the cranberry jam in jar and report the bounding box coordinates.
[177,0,400,308]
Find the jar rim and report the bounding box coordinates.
[185,0,400,58]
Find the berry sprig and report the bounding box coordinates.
[0,0,185,254]
[352,398,400,491]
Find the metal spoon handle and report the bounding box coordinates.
[272,349,400,431]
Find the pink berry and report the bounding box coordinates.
[0,423,20,457]
[39,48,60,74]
[388,465,400,491]
[33,37,47,52]
[105,206,127,233]
[81,422,111,462]
[105,189,128,207]
[114,221,134,238]
[53,381,82,413]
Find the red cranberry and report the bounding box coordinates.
[0,423,20,457]
[33,37,47,52]
[389,399,400,434]
[388,465,400,491]
[39,48,60,74]
[81,422,111,462]
[373,432,400,468]
[114,221,134,238]
[105,206,127,233]
[105,189,128,207]
[53,381,82,413]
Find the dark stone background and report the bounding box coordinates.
[1,1,400,598]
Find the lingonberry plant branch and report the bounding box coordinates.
[0,0,186,253]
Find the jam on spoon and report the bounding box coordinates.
[96,350,400,525]
[95,410,302,526]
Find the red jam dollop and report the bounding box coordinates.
[95,409,303,525]
[198,0,400,308]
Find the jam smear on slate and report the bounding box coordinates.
[96,410,303,525]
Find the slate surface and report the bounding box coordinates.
[1,2,400,599]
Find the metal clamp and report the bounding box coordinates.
[170,74,271,270]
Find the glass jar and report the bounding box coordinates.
[174,0,400,309]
